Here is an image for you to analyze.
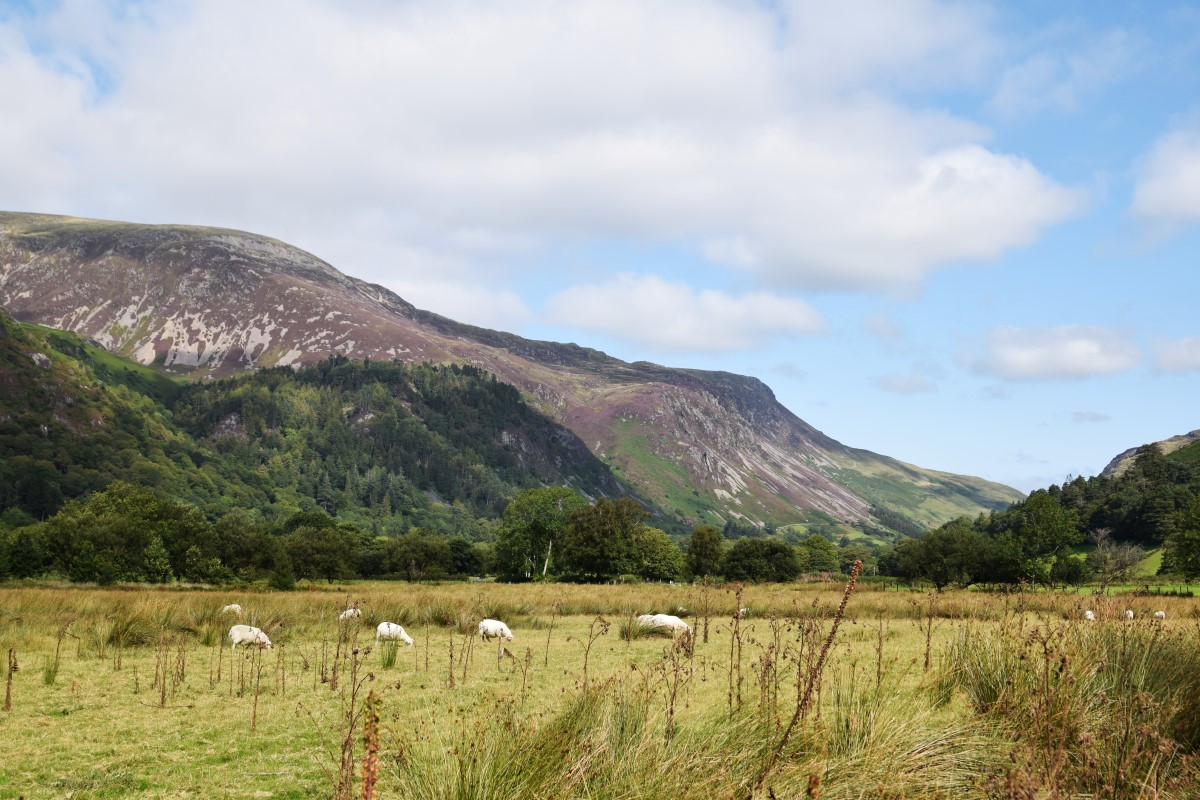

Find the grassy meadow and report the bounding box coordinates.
[1,579,1198,799]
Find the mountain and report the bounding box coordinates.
[0,211,1024,532]
[0,308,621,530]
[1103,430,1200,478]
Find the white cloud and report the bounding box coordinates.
[545,274,824,352]
[968,325,1140,380]
[1072,411,1110,423]
[0,0,1082,300]
[1131,124,1200,229]
[874,372,936,393]
[990,29,1142,120]
[1153,336,1200,372]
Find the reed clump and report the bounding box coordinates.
[938,617,1200,798]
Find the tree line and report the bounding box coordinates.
[0,482,889,586]
[5,439,1196,589]
[885,444,1200,587]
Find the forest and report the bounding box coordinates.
[888,442,1200,585]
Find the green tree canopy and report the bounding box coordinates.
[630,526,685,581]
[558,497,647,582]
[494,487,586,580]
[799,534,839,574]
[686,524,723,578]
[910,520,992,590]
[721,538,800,583]
[1163,498,1200,580]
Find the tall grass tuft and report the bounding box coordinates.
[618,612,643,643]
[938,618,1200,798]
[378,640,399,670]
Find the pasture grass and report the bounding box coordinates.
[0,580,1196,798]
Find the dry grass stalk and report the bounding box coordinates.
[751,560,863,798]
[360,689,381,800]
[4,648,16,711]
[251,656,263,732]
[921,591,939,672]
[697,577,714,644]
[460,632,473,684]
[518,647,533,712]
[733,583,745,710]
[334,646,375,800]
[544,601,561,667]
[571,615,609,691]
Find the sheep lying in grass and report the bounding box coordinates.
[637,613,691,636]
[229,624,272,650]
[221,603,242,616]
[478,618,513,642]
[1125,609,1135,620]
[1083,610,1096,621]
[1154,610,1166,620]
[375,622,414,646]
[338,607,362,621]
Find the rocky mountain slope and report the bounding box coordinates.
[1102,430,1200,478]
[0,211,1024,530]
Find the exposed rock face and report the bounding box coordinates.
[0,212,1023,528]
[1102,430,1200,477]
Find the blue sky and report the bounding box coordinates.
[2,0,1199,493]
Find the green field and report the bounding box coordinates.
[1,580,1197,799]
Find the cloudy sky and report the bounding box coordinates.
[3,0,1199,492]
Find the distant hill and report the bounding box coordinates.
[0,211,1024,534]
[1102,430,1200,478]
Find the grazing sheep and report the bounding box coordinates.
[638,613,691,635]
[338,607,362,621]
[1083,610,1096,621]
[221,603,242,616]
[736,607,750,619]
[229,624,272,650]
[375,622,414,646]
[1154,610,1166,620]
[1125,609,1135,620]
[478,618,513,642]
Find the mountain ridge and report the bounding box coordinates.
[1102,430,1200,477]
[0,210,1024,530]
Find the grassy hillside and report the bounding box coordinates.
[0,313,629,533]
[1170,439,1200,468]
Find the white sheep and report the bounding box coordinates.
[478,618,513,642]
[1154,610,1166,620]
[1083,610,1096,621]
[221,603,242,616]
[736,607,750,619]
[1124,609,1135,620]
[375,622,414,646]
[338,607,362,621]
[229,624,272,650]
[638,613,691,635]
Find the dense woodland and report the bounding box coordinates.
[889,443,1200,585]
[2,310,1199,587]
